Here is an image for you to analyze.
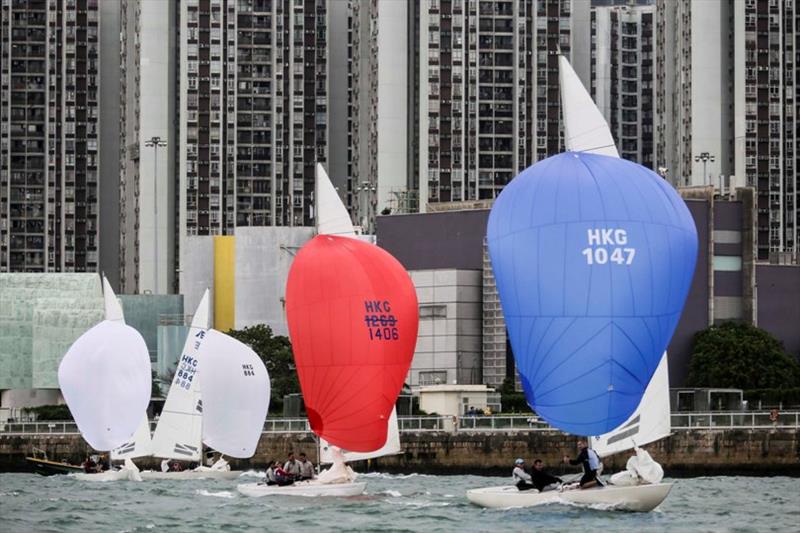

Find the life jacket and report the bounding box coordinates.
[588,448,601,471]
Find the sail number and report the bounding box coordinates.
[582,228,636,265]
[364,300,399,341]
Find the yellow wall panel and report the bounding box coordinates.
[213,236,236,331]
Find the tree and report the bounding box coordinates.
[687,322,800,389]
[226,324,299,413]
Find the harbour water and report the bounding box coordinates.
[1,472,797,532]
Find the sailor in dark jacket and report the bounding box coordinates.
[563,440,602,489]
[530,459,562,492]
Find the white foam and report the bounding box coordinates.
[379,490,402,497]
[238,470,264,478]
[196,489,235,499]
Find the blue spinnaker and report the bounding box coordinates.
[487,152,698,436]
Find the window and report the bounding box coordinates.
[419,304,447,319]
[713,256,742,271]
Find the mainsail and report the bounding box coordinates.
[319,408,401,464]
[148,290,211,461]
[198,330,270,458]
[592,353,671,457]
[315,163,356,237]
[58,276,151,451]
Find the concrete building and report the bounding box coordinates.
[655,0,735,189]
[179,226,314,336]
[119,0,177,294]
[409,269,482,389]
[376,190,800,389]
[656,0,798,263]
[1,0,118,278]
[591,3,655,168]
[733,0,798,262]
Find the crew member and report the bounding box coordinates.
[512,458,536,491]
[563,440,602,489]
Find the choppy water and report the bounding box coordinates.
[1,472,797,532]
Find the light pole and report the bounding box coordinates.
[694,152,715,186]
[355,181,376,233]
[145,136,167,293]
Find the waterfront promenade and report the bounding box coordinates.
[2,412,798,475]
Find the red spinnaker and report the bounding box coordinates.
[286,235,418,452]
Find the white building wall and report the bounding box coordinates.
[138,0,175,294]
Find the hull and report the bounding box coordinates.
[139,469,242,480]
[72,469,142,482]
[466,483,672,512]
[237,480,367,498]
[26,457,84,476]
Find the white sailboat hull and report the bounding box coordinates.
[139,468,242,480]
[466,482,672,512]
[71,469,142,482]
[237,480,367,498]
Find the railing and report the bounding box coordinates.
[2,412,798,437]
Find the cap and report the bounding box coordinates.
[515,458,524,465]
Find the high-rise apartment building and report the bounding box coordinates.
[119,0,176,294]
[1,0,104,274]
[177,0,327,238]
[733,0,798,261]
[346,0,410,232]
[416,0,590,210]
[591,3,655,169]
[656,0,798,262]
[655,0,735,188]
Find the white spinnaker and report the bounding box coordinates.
[148,290,210,461]
[199,330,270,458]
[319,408,401,464]
[558,55,620,158]
[58,320,151,451]
[315,163,356,237]
[591,352,671,458]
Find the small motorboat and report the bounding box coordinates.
[25,449,83,476]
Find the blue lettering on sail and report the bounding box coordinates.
[364,300,399,341]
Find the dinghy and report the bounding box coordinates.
[466,57,698,512]
[61,276,150,482]
[238,165,418,499]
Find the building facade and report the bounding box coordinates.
[1,0,104,274]
[733,0,798,262]
[591,3,655,169]
[656,0,797,263]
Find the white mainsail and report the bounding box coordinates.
[58,277,151,452]
[148,290,210,461]
[558,55,620,157]
[315,163,357,237]
[198,330,270,458]
[592,352,671,458]
[319,408,401,464]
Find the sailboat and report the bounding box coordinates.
[237,165,417,498]
[61,276,151,482]
[466,57,698,512]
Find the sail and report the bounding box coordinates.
[559,55,619,157]
[591,352,671,457]
[58,320,151,451]
[316,163,356,237]
[286,235,418,453]
[102,276,124,323]
[319,408,401,464]
[111,415,152,460]
[487,152,697,436]
[198,329,270,458]
[149,290,210,461]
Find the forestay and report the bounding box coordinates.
[149,290,210,461]
[198,330,270,458]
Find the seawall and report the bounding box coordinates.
[3,429,798,476]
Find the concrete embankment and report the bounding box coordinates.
[3,429,798,476]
